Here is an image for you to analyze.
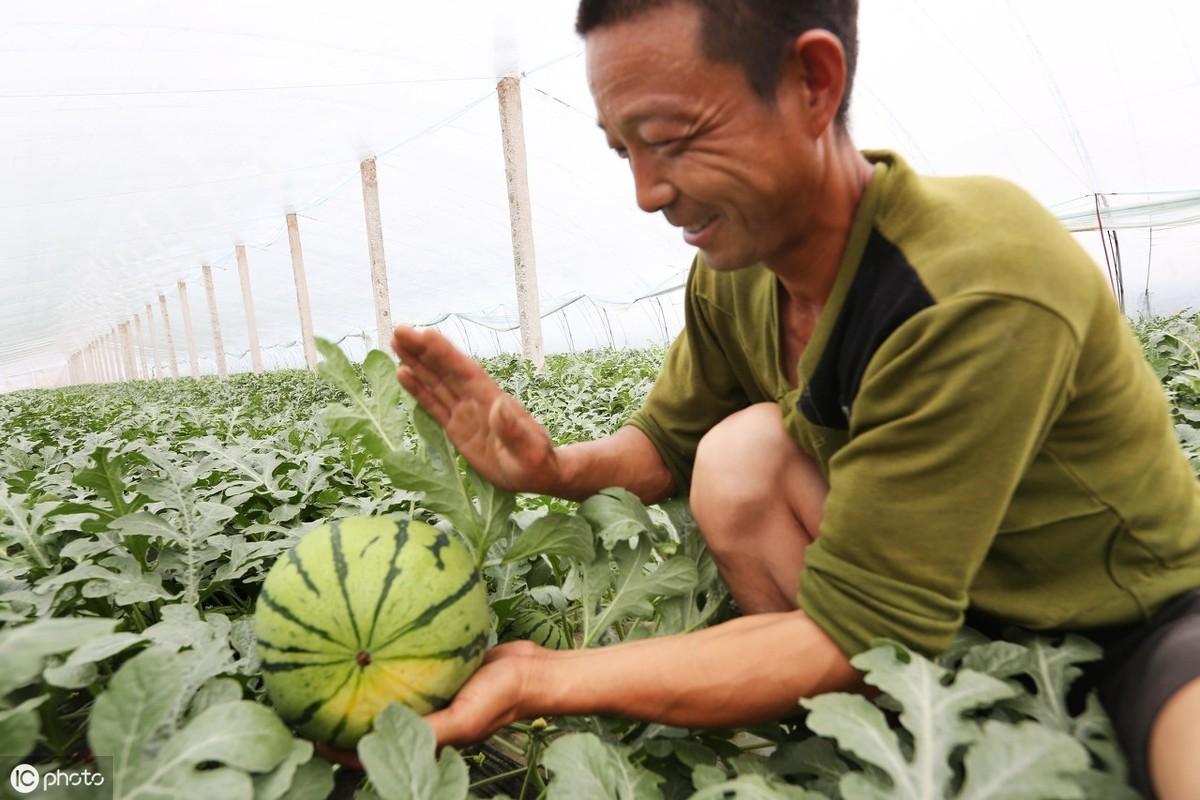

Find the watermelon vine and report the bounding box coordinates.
[3,316,1192,798]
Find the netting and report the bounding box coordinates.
[3,0,1199,390]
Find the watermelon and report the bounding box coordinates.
[255,516,490,748]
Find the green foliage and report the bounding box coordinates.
[4,316,1192,798]
[357,704,468,800]
[1134,312,1200,467]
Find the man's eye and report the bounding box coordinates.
[613,146,629,160]
[648,138,685,156]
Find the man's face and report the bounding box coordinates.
[586,3,819,270]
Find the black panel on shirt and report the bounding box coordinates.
[798,230,936,429]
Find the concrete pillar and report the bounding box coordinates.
[201,265,228,380]
[111,331,123,382]
[133,314,150,379]
[360,158,394,351]
[119,322,137,380]
[496,77,545,368]
[158,294,180,379]
[177,280,200,378]
[100,338,110,383]
[286,213,318,371]
[109,329,124,382]
[235,245,264,373]
[145,303,160,379]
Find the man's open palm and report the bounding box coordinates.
[391,325,560,494]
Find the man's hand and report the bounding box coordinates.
[424,641,543,748]
[392,326,561,494]
[308,643,543,768]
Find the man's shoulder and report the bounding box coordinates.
[874,157,1110,334]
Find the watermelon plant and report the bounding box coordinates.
[0,316,1192,799]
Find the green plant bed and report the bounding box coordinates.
[2,317,1194,799]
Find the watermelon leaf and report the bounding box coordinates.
[766,737,854,797]
[0,485,58,571]
[689,773,823,799]
[579,538,698,647]
[0,616,119,695]
[0,697,48,761]
[466,462,517,556]
[962,632,1128,781]
[968,633,1102,730]
[90,648,293,800]
[503,512,594,564]
[579,487,657,549]
[957,721,1088,800]
[72,446,150,521]
[653,516,726,636]
[252,739,317,800]
[88,648,187,795]
[803,643,1017,798]
[316,341,409,457]
[36,552,177,607]
[273,758,336,800]
[541,732,665,800]
[357,703,468,800]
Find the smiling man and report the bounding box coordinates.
[389,1,1200,797]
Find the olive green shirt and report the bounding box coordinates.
[626,150,1200,658]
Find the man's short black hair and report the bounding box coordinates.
[576,0,859,127]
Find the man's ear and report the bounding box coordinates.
[777,29,847,137]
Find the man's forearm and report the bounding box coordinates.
[521,610,861,729]
[552,426,675,504]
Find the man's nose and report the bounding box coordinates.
[630,155,676,214]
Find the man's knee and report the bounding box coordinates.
[690,403,797,536]
[691,403,828,549]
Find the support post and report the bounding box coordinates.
[201,265,228,380]
[177,280,200,378]
[286,213,318,370]
[133,314,150,379]
[145,303,160,379]
[360,158,394,350]
[109,329,124,382]
[496,76,545,368]
[235,245,264,373]
[158,294,180,379]
[119,322,137,380]
[111,331,122,382]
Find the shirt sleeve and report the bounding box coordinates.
[624,260,751,494]
[797,293,1081,657]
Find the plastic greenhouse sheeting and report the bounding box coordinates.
[2,0,1199,390]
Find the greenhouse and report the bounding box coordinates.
[2,1,1199,798]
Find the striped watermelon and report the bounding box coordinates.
[255,516,489,748]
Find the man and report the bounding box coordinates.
[390,1,1200,796]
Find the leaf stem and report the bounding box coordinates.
[468,766,527,791]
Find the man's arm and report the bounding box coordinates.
[426,610,862,746]
[392,325,674,502]
[554,426,674,504]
